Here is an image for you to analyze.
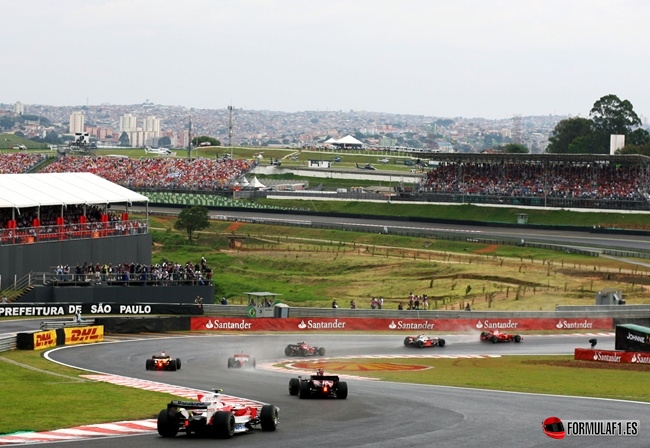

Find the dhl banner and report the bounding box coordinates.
[33,330,57,350]
[190,317,613,332]
[63,325,104,345]
[575,348,650,365]
[16,330,57,350]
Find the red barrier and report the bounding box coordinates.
[575,348,650,364]
[190,317,613,332]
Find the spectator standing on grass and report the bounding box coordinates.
[1,295,7,304]
[332,300,339,309]
[398,303,404,310]
[378,297,384,309]
[350,300,356,309]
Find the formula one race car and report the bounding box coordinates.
[146,353,181,371]
[227,353,256,369]
[480,330,523,343]
[284,341,326,357]
[288,369,348,399]
[157,390,279,438]
[403,334,446,348]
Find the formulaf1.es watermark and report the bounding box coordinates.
[542,416,639,439]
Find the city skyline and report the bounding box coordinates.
[3,1,650,121]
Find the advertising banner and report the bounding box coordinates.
[190,317,613,332]
[0,303,203,317]
[16,330,57,350]
[615,324,650,353]
[575,348,650,365]
[62,325,104,345]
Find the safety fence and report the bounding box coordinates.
[0,334,17,353]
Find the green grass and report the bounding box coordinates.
[0,351,177,434]
[288,355,650,402]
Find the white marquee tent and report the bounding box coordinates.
[0,172,149,211]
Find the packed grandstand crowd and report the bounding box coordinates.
[419,161,648,202]
[0,152,648,206]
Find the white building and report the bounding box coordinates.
[69,112,85,134]
[119,113,138,134]
[14,101,24,115]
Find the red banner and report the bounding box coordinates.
[575,348,650,364]
[190,317,613,332]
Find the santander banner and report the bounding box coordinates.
[575,348,650,365]
[190,317,613,332]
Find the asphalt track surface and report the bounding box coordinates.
[28,331,648,448]
[174,207,650,253]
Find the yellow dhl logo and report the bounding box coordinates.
[35,332,55,348]
[69,327,101,342]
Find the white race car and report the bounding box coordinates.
[157,390,279,438]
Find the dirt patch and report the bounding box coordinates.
[291,360,430,371]
[524,359,650,372]
[226,222,244,232]
[473,244,498,254]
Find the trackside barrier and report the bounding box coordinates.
[0,334,17,352]
[40,320,96,330]
[16,325,104,349]
[575,348,650,364]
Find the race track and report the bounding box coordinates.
[32,331,649,448]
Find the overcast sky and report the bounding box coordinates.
[3,0,649,121]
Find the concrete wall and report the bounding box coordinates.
[17,284,214,304]
[0,234,152,290]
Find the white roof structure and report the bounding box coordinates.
[0,172,149,210]
[250,176,267,189]
[324,137,338,144]
[238,176,250,187]
[336,135,363,146]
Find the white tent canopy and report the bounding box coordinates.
[335,135,363,146]
[0,172,149,210]
[250,176,267,189]
[238,176,250,187]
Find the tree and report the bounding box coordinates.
[590,94,641,136]
[546,117,592,153]
[192,136,221,147]
[174,206,209,241]
[119,132,130,147]
[0,116,15,130]
[502,143,529,153]
[158,136,171,147]
[626,128,650,147]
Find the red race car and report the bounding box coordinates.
[480,330,523,343]
[404,334,446,348]
[146,352,182,371]
[284,341,326,357]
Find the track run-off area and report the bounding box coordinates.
[2,328,649,447]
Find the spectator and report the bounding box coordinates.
[378,297,384,309]
[1,295,7,304]
[332,300,339,309]
[350,300,356,309]
[397,302,404,310]
[370,297,377,309]
[195,296,203,307]
[221,297,228,305]
[465,303,471,311]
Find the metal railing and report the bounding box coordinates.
[0,335,17,353]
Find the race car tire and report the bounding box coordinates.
[157,409,178,438]
[289,378,300,396]
[168,361,177,371]
[299,348,307,357]
[438,339,446,347]
[299,379,311,399]
[227,357,235,368]
[318,347,326,356]
[491,335,499,343]
[404,337,411,347]
[146,359,154,370]
[176,358,181,370]
[514,335,522,343]
[480,331,489,340]
[416,340,424,348]
[285,346,293,356]
[260,405,279,431]
[337,381,348,399]
[212,411,235,439]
